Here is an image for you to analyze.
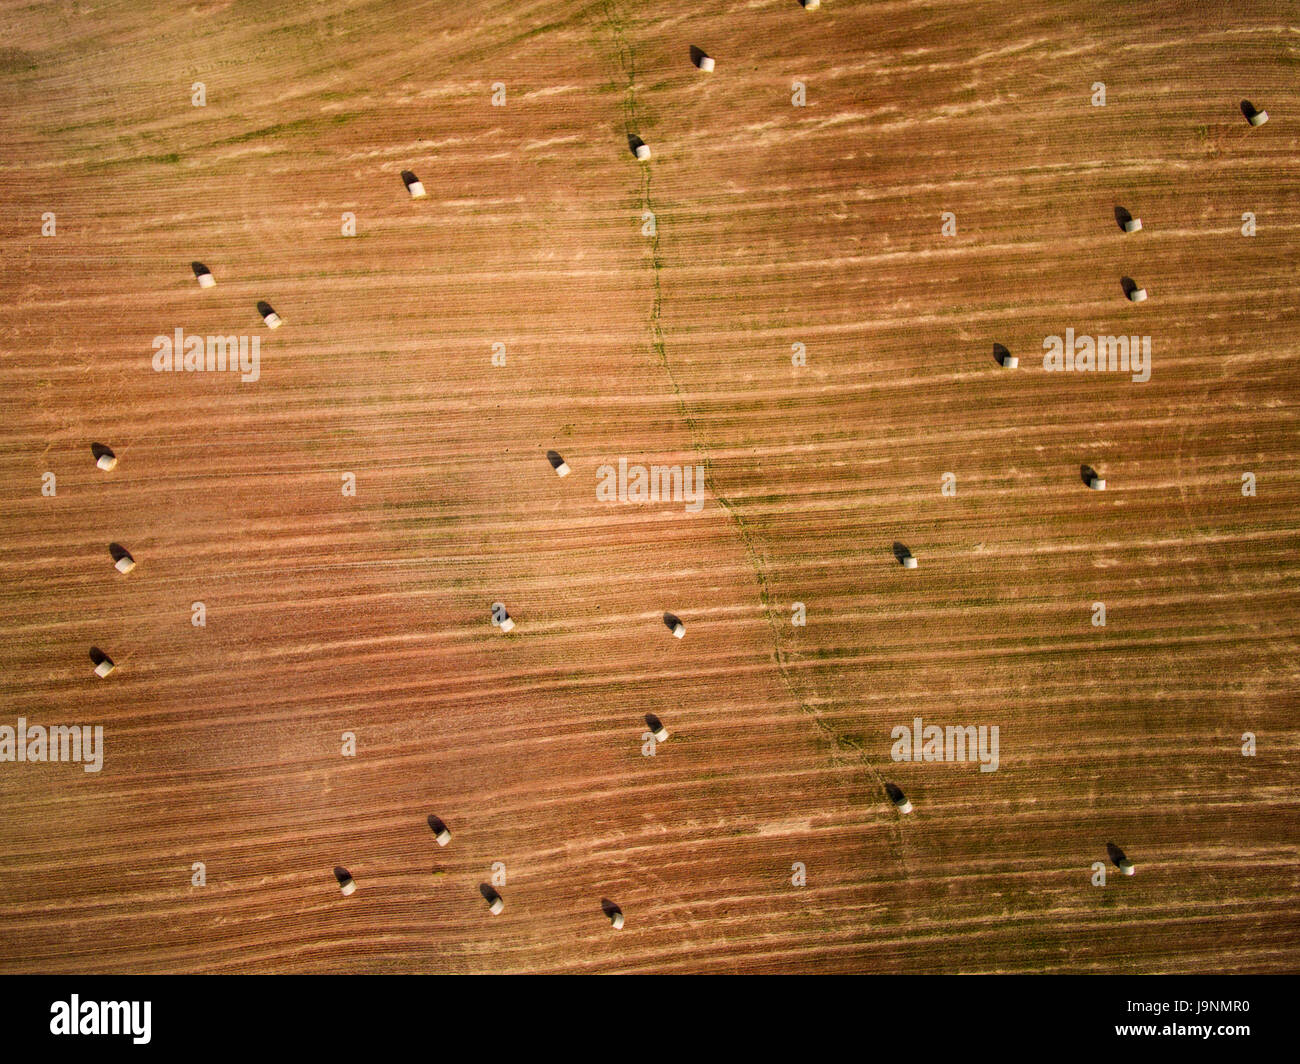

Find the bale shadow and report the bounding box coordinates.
[108,543,132,564]
[400,169,421,191]
[90,442,115,463]
[600,898,622,919]
[1240,100,1260,123]
[256,300,276,318]
[1113,206,1133,231]
[1120,276,1139,298]
[1106,842,1129,868]
[546,450,566,471]
[191,261,211,279]
[333,866,352,886]
[884,782,907,805]
[891,542,913,565]
[662,611,682,632]
[89,647,111,667]
[627,133,647,158]
[645,712,665,734]
[479,883,502,905]
[427,814,449,836]
[992,342,1011,365]
[1080,463,1098,487]
[689,45,709,68]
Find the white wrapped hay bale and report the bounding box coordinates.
[887,784,913,813]
[428,815,452,846]
[481,886,505,915]
[547,450,571,477]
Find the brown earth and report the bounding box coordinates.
[0,0,1296,973]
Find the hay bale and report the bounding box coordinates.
[672,620,685,638]
[1127,286,1147,303]
[93,655,116,678]
[1248,109,1269,126]
[1000,352,1019,368]
[548,451,571,477]
[1089,476,1106,491]
[428,814,452,846]
[697,53,715,72]
[635,143,651,161]
[902,555,918,569]
[114,552,136,575]
[1123,217,1143,233]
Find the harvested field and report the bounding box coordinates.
[0,0,1297,974]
